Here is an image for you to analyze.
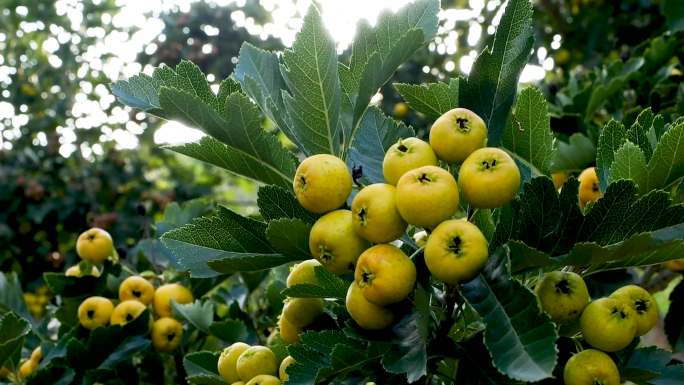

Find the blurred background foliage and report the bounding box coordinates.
[0,0,682,292]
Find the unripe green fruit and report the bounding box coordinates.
[610,285,658,336]
[236,346,277,381]
[563,349,620,385]
[580,297,637,352]
[286,259,321,287]
[281,298,324,327]
[535,271,590,324]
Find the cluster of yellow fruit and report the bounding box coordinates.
[23,286,50,318]
[69,228,193,352]
[217,342,295,385]
[535,271,658,385]
[293,108,521,330]
[17,346,42,380]
[277,260,325,343]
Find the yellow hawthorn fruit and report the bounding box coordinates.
[218,342,250,384]
[563,349,620,385]
[153,283,193,318]
[18,359,37,379]
[246,375,280,385]
[309,210,370,274]
[281,298,324,328]
[382,137,438,186]
[355,244,416,306]
[551,172,568,190]
[429,107,488,164]
[458,147,520,209]
[665,258,684,272]
[78,296,114,330]
[65,264,101,277]
[578,167,602,208]
[277,315,301,344]
[395,165,459,229]
[345,282,393,330]
[580,297,637,352]
[351,183,407,243]
[293,154,352,214]
[151,317,183,352]
[424,219,488,284]
[535,271,590,324]
[30,346,42,362]
[76,228,113,264]
[611,285,659,336]
[279,356,295,382]
[286,259,321,287]
[119,276,155,305]
[110,300,146,326]
[393,102,409,119]
[236,346,278,381]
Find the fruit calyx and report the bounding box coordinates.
[635,299,648,314]
[611,306,628,319]
[360,269,375,286]
[555,279,571,295]
[448,236,462,255]
[357,207,368,226]
[480,159,498,170]
[87,310,95,319]
[455,117,470,133]
[417,173,432,183]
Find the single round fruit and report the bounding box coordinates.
[563,349,620,385]
[76,228,113,264]
[429,107,487,164]
[382,137,438,185]
[282,298,324,327]
[393,102,409,119]
[246,375,280,385]
[611,285,658,336]
[110,300,146,326]
[345,282,393,330]
[236,346,278,381]
[278,316,301,344]
[355,244,416,305]
[535,271,590,324]
[153,283,193,318]
[119,276,155,305]
[30,346,42,362]
[352,183,407,243]
[78,296,114,330]
[18,359,37,379]
[665,258,684,272]
[580,297,637,352]
[293,154,352,214]
[279,356,295,382]
[395,165,459,229]
[424,219,488,284]
[65,264,101,277]
[151,317,183,352]
[218,342,250,383]
[286,259,321,287]
[578,167,602,208]
[309,210,370,274]
[458,147,520,209]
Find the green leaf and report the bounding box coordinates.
[608,141,648,193]
[98,335,150,369]
[0,312,31,369]
[449,303,485,343]
[559,223,684,274]
[461,247,558,382]
[208,320,249,344]
[585,58,644,119]
[110,72,163,111]
[502,87,555,174]
[551,133,595,172]
[184,351,227,385]
[162,90,296,189]
[647,120,684,190]
[394,78,459,118]
[0,272,29,319]
[459,0,534,146]
[596,119,627,191]
[508,240,554,274]
[156,199,214,235]
[172,300,214,333]
[663,0,684,32]
[161,206,288,277]
[281,6,342,156]
[256,185,318,223]
[382,285,431,383]
[43,272,106,297]
[281,266,348,300]
[346,107,415,185]
[265,218,311,258]
[286,331,365,385]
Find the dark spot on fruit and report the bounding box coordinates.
[398,143,408,152]
[555,279,571,295]
[592,183,599,192]
[448,236,462,254]
[357,208,367,224]
[88,234,95,241]
[491,159,497,167]
[361,271,373,283]
[418,173,431,183]
[87,310,95,319]
[126,314,134,322]
[167,332,176,342]
[635,299,648,313]
[611,307,627,319]
[456,117,469,131]
[132,290,141,298]
[299,175,307,187]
